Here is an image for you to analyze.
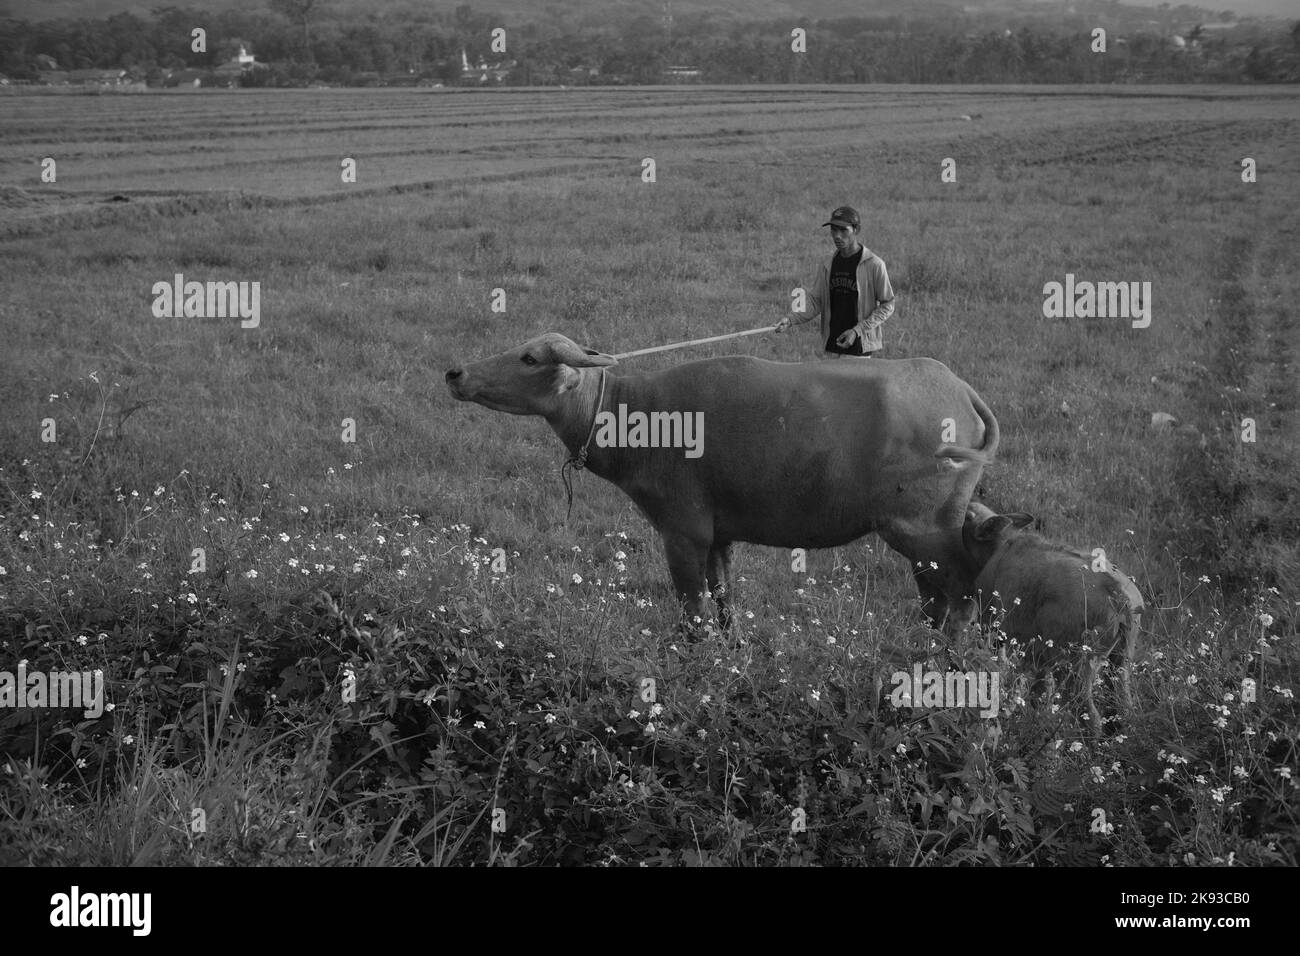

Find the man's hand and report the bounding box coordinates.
[835,327,859,348]
[774,317,791,333]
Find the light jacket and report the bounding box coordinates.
[790,246,896,353]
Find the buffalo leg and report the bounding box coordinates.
[1118,608,1140,713]
[910,566,949,631]
[661,532,710,633]
[1080,656,1105,737]
[706,542,734,630]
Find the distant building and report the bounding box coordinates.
[33,52,71,85]
[381,71,420,86]
[212,45,267,86]
[664,65,702,81]
[213,62,246,85]
[162,69,214,88]
[67,68,128,87]
[459,49,514,84]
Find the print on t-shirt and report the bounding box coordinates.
[827,248,866,355]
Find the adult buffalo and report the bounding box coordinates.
[446,333,999,633]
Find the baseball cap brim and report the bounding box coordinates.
[823,219,856,228]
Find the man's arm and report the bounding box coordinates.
[859,257,896,333]
[779,265,826,331]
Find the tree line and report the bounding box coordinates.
[0,2,1296,85]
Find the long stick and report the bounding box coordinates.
[611,325,779,360]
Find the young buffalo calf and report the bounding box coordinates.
[962,503,1145,730]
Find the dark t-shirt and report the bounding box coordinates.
[827,248,866,356]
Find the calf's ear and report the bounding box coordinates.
[974,513,1034,542]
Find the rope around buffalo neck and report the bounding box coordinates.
[560,368,606,521]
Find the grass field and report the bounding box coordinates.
[1,85,1297,866]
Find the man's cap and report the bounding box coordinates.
[822,205,861,230]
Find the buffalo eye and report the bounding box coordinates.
[521,354,537,366]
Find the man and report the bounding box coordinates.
[775,205,896,358]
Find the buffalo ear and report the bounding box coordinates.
[549,336,617,368]
[1005,512,1035,529]
[579,346,618,367]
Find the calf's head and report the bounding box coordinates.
[445,333,616,418]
